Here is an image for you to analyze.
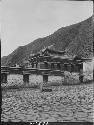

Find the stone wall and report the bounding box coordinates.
[2,74,63,87]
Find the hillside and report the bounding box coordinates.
[66,16,93,58]
[1,16,93,66]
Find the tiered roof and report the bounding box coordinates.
[29,48,92,64]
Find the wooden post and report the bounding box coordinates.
[54,63,57,70]
[32,63,34,68]
[67,63,71,72]
[78,63,83,83]
[36,62,38,68]
[60,64,64,71]
[23,74,29,85]
[51,63,54,70]
[1,73,7,83]
[57,63,61,70]
[71,63,74,72]
[64,63,67,71]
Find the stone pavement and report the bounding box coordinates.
[1,83,93,122]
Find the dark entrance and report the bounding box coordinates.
[23,74,29,83]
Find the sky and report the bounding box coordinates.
[0,0,93,57]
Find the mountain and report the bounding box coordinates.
[1,16,93,66]
[66,16,93,58]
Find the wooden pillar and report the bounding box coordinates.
[33,63,36,68]
[60,64,64,71]
[57,63,61,70]
[36,62,38,68]
[71,63,74,72]
[67,63,71,72]
[51,63,54,70]
[1,73,7,83]
[23,74,29,85]
[32,63,34,68]
[54,63,57,70]
[64,63,67,71]
[78,63,83,83]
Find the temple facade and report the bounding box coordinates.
[1,48,92,86]
[27,48,84,74]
